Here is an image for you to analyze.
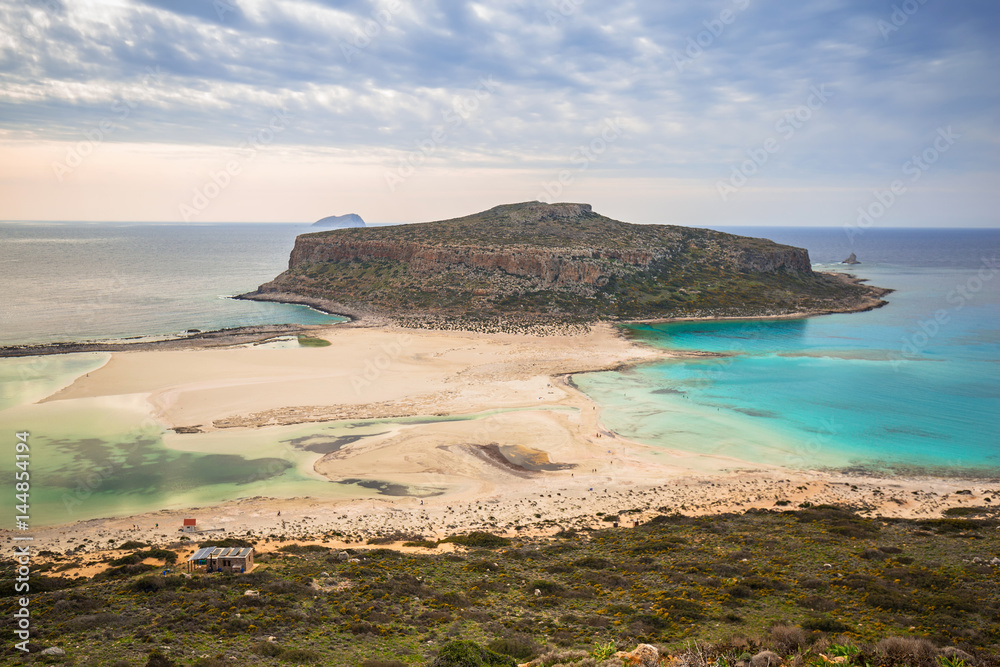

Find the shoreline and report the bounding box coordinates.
[10,275,992,567]
[10,470,998,568]
[0,272,892,357]
[3,314,997,571]
[0,323,321,358]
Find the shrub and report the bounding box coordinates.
[528,580,565,597]
[487,633,543,660]
[198,538,253,548]
[797,595,836,612]
[367,532,424,545]
[432,641,517,667]
[467,560,501,573]
[110,553,144,566]
[630,539,686,554]
[866,589,918,612]
[278,544,331,554]
[252,642,286,658]
[118,540,149,550]
[441,532,511,548]
[281,648,322,664]
[404,540,438,548]
[145,548,178,564]
[94,563,157,581]
[657,597,705,621]
[875,636,938,667]
[146,649,175,667]
[769,624,808,654]
[51,592,101,615]
[130,576,166,593]
[192,657,229,667]
[726,584,753,599]
[918,518,995,533]
[944,506,991,517]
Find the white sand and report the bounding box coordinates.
[18,322,998,565]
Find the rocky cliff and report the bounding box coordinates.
[245,202,887,328]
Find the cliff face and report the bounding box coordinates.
[286,201,811,288]
[248,201,884,326]
[288,239,662,287]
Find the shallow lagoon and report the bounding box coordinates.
[576,233,1000,476]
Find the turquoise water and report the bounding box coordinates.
[2,225,998,529]
[575,229,1000,475]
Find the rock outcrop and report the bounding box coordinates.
[842,252,860,264]
[245,201,889,327]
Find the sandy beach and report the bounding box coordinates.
[8,321,997,574]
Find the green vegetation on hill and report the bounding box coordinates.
[2,506,997,665]
[251,202,888,328]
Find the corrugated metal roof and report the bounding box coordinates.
[187,546,253,561]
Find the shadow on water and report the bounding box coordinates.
[335,478,446,498]
[282,432,389,455]
[41,435,293,494]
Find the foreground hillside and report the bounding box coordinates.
[244,202,888,328]
[2,505,997,665]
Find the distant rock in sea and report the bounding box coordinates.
[313,213,365,228]
[842,252,860,264]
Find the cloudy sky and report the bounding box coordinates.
[1,0,997,225]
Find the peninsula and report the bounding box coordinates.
[243,202,888,329]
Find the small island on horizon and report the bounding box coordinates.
[312,212,366,228]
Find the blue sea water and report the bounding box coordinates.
[0,223,998,527]
[574,227,1000,475]
[0,222,342,346]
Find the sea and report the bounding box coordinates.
[1,222,998,526]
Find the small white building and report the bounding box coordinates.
[186,546,254,574]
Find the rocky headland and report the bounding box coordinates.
[243,202,890,329]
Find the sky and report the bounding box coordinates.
[0,0,998,226]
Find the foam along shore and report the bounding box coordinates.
[8,321,998,561]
